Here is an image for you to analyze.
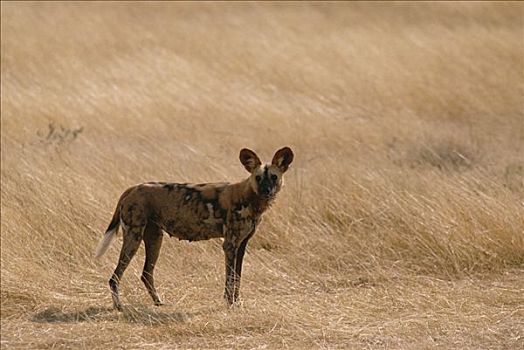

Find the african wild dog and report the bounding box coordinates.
[94,147,294,310]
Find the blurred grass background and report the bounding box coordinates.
[1,2,523,349]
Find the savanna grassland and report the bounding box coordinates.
[1,2,523,349]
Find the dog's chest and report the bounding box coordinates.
[227,203,260,243]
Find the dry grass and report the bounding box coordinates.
[1,2,524,349]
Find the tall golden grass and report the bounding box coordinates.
[1,2,523,349]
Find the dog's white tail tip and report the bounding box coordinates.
[94,229,117,259]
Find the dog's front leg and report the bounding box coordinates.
[233,227,256,303]
[233,238,247,303]
[222,237,237,306]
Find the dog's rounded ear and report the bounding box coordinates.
[272,147,294,173]
[239,148,262,173]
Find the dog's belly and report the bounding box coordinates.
[159,216,224,242]
[146,186,226,241]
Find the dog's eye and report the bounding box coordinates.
[255,176,261,182]
[271,174,278,181]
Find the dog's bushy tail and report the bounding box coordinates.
[94,189,129,259]
[94,224,118,259]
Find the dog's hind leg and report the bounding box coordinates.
[141,221,164,306]
[109,223,144,311]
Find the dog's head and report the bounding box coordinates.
[239,147,294,199]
